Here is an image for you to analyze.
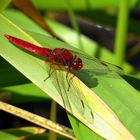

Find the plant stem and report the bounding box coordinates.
[114,0,129,66]
[65,0,83,49]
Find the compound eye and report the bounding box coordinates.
[71,58,83,70]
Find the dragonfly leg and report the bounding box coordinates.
[44,63,55,81]
[66,73,75,91]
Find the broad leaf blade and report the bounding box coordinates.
[0,14,137,140]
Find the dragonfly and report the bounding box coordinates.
[4,34,122,123]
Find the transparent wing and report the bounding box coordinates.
[44,49,123,123]
[70,50,123,77]
[49,68,94,123]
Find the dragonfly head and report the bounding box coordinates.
[71,57,83,71]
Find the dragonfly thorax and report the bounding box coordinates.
[50,48,83,71]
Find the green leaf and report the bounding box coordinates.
[0,57,29,87]
[0,126,46,140]
[32,0,138,10]
[0,13,137,140]
[1,83,50,103]
[123,75,140,91]
[68,114,104,140]
[0,0,11,13]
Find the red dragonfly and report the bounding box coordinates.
[4,34,122,122]
[4,34,83,72]
[4,34,122,76]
